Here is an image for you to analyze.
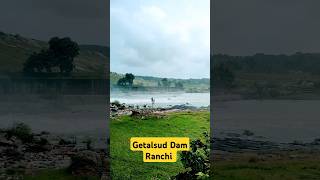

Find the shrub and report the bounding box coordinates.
[174,132,210,179]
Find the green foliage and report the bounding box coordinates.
[23,37,79,73]
[110,111,210,180]
[117,73,135,87]
[5,123,33,143]
[213,160,320,180]
[175,132,210,179]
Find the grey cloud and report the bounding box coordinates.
[0,0,109,45]
[213,0,320,55]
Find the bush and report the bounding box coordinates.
[5,123,34,143]
[174,132,210,179]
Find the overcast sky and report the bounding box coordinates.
[0,0,108,46]
[213,0,320,56]
[111,0,210,79]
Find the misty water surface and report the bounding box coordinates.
[213,100,320,143]
[111,91,210,108]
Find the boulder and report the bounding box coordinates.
[69,150,101,177]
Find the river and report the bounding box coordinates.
[111,91,210,108]
[213,100,320,143]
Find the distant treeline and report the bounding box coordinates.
[110,72,210,92]
[213,53,320,74]
[213,53,320,98]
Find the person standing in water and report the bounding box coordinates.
[151,97,155,108]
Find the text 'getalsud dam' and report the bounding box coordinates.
[130,137,190,162]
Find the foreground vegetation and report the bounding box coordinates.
[24,169,99,180]
[213,159,320,180]
[110,111,209,180]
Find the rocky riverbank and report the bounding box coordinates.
[212,130,320,162]
[110,101,209,119]
[0,125,109,179]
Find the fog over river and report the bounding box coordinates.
[110,91,210,108]
[213,100,320,143]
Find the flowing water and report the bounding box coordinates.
[111,91,210,108]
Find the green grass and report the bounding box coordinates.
[110,111,210,180]
[213,160,320,180]
[23,169,99,180]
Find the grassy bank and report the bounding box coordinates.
[110,111,210,180]
[23,169,98,180]
[213,159,320,180]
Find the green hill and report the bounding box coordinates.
[110,72,210,92]
[0,31,109,73]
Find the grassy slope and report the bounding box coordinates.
[213,160,320,180]
[0,32,108,73]
[110,71,210,91]
[110,111,210,180]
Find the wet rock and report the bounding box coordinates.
[69,150,101,177]
[0,136,15,147]
[2,148,24,161]
[131,110,141,117]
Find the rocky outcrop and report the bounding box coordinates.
[110,102,205,119]
[0,131,109,178]
[69,150,108,177]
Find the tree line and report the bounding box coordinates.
[116,74,184,89]
[213,52,320,74]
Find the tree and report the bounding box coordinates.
[117,78,127,86]
[23,50,54,73]
[161,78,170,89]
[117,73,135,87]
[48,37,79,73]
[125,73,135,86]
[23,37,79,74]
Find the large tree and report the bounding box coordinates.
[23,37,79,73]
[125,73,135,86]
[49,37,79,73]
[117,73,135,87]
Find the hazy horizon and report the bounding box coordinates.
[111,71,209,80]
